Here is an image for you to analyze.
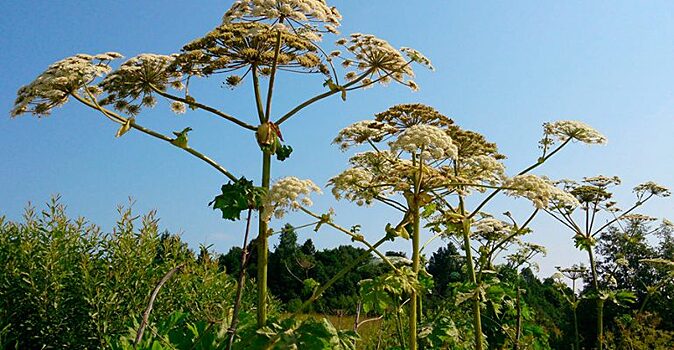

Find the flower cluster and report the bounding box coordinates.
[389,124,458,160]
[329,150,447,205]
[336,33,425,90]
[543,120,607,145]
[374,104,454,131]
[99,54,182,116]
[472,218,514,241]
[329,167,377,205]
[12,53,123,117]
[505,174,580,209]
[621,213,657,223]
[171,23,326,78]
[400,47,434,71]
[634,181,671,198]
[456,155,506,191]
[263,177,322,221]
[222,0,342,34]
[583,175,621,187]
[332,120,398,151]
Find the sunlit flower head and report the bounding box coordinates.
[583,175,621,188]
[389,124,458,160]
[222,0,342,38]
[12,53,123,117]
[263,177,322,221]
[374,104,454,131]
[99,54,181,116]
[172,23,326,78]
[633,181,671,198]
[472,217,514,241]
[543,120,607,145]
[454,155,506,192]
[505,174,580,209]
[335,34,430,90]
[332,120,398,151]
[621,213,657,223]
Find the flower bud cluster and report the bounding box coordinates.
[389,124,458,160]
[543,120,607,145]
[12,53,123,117]
[337,33,424,91]
[332,120,398,151]
[223,0,342,33]
[633,181,671,198]
[99,54,182,115]
[505,174,580,209]
[459,155,506,191]
[264,177,322,221]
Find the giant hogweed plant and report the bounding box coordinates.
[10,0,433,330]
[546,177,670,350]
[323,104,609,350]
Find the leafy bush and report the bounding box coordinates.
[0,197,237,349]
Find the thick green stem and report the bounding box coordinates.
[462,219,483,350]
[587,247,603,350]
[573,307,579,350]
[409,200,420,350]
[256,151,272,327]
[572,279,580,350]
[514,278,521,350]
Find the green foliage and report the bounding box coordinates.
[276,144,293,161]
[236,316,358,350]
[0,198,237,349]
[605,312,674,350]
[210,177,265,221]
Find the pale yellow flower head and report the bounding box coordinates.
[12,53,123,117]
[263,177,322,221]
[505,174,580,209]
[389,124,458,160]
[544,120,607,145]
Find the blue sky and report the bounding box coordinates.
[1,1,673,279]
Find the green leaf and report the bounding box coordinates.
[276,144,293,161]
[209,177,266,221]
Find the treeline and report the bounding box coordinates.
[1,200,673,349]
[219,221,674,349]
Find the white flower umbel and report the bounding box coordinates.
[505,174,580,210]
[223,0,342,33]
[332,120,398,151]
[473,218,511,236]
[633,181,671,198]
[264,177,322,221]
[12,53,123,117]
[460,155,506,190]
[337,33,429,90]
[389,124,457,160]
[544,120,607,145]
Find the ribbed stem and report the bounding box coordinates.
[409,201,420,350]
[256,151,271,327]
[463,219,483,350]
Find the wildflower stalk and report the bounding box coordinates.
[148,84,256,130]
[71,92,238,182]
[226,208,253,350]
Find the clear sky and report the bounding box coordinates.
[1,1,673,279]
